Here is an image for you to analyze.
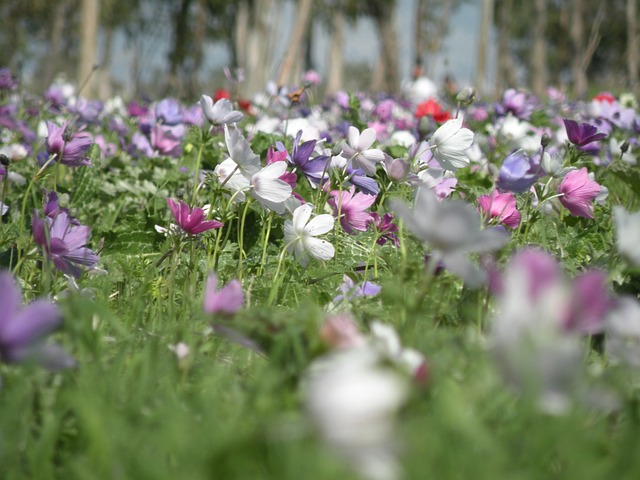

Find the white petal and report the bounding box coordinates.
[292,204,313,231]
[357,128,377,151]
[362,148,385,163]
[305,237,335,261]
[252,178,291,203]
[348,126,360,149]
[431,117,463,146]
[305,214,335,236]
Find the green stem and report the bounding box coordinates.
[259,211,274,275]
[237,198,252,280]
[191,142,205,205]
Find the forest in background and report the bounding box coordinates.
[1,0,638,100]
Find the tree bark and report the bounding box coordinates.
[98,24,114,100]
[531,0,547,97]
[168,0,193,96]
[628,0,639,96]
[44,1,69,88]
[476,0,494,98]
[78,0,100,98]
[243,0,277,97]
[326,2,345,94]
[373,3,400,93]
[277,0,313,86]
[414,0,427,71]
[570,0,587,98]
[495,0,515,92]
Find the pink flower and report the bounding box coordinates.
[203,273,243,316]
[558,168,601,218]
[477,190,521,229]
[319,314,365,350]
[327,186,376,234]
[166,198,223,235]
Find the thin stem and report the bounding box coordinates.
[191,142,205,205]
[259,211,274,275]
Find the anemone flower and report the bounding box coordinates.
[45,120,93,167]
[340,126,385,176]
[224,124,260,177]
[200,95,243,125]
[613,206,640,267]
[391,187,508,287]
[167,198,223,235]
[428,116,474,171]
[284,204,335,267]
[203,272,243,317]
[562,119,607,148]
[477,190,521,229]
[328,186,376,234]
[0,272,75,371]
[557,167,601,218]
[32,210,99,278]
[497,150,540,193]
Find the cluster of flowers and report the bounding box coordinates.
[2,65,640,480]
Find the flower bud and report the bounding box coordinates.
[541,134,551,148]
[456,87,476,105]
[0,154,9,167]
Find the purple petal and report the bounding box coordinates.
[0,273,21,333]
[2,300,61,348]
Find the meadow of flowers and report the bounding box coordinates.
[2,66,640,479]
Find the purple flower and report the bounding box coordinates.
[0,272,75,370]
[0,67,17,90]
[203,272,243,317]
[155,98,183,125]
[558,167,601,218]
[33,210,99,278]
[71,98,103,124]
[563,271,611,335]
[167,198,223,235]
[328,186,376,234]
[333,275,381,303]
[497,151,540,193]
[345,167,379,196]
[150,125,183,157]
[371,213,400,247]
[45,121,93,167]
[496,89,534,120]
[562,119,607,148]
[289,131,329,185]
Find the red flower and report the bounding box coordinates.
[415,98,451,123]
[593,92,616,104]
[213,89,231,101]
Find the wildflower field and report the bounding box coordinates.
[2,68,640,479]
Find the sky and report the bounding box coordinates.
[110,0,492,93]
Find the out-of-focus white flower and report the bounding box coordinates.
[284,204,335,267]
[614,206,640,267]
[391,187,508,287]
[428,116,474,171]
[304,346,407,480]
[541,151,575,178]
[0,143,27,161]
[606,296,640,367]
[388,130,416,148]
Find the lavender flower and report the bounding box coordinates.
[46,121,93,167]
[0,272,75,371]
[203,273,243,317]
[496,89,534,120]
[497,150,540,193]
[200,95,243,125]
[155,98,183,125]
[333,275,381,303]
[32,210,99,278]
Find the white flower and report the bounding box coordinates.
[249,162,292,214]
[606,296,640,367]
[614,206,640,267]
[429,116,474,171]
[341,126,385,176]
[391,187,508,287]
[304,346,407,480]
[214,158,251,202]
[284,204,335,267]
[224,124,260,177]
[200,95,243,125]
[1,201,8,216]
[541,151,575,178]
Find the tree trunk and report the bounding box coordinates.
[495,0,515,92]
[531,0,547,97]
[243,0,277,97]
[98,24,114,100]
[44,1,69,88]
[414,0,427,71]
[628,0,639,96]
[373,4,400,93]
[189,0,207,98]
[277,0,313,86]
[476,0,494,98]
[570,0,587,98]
[326,2,345,95]
[168,0,193,96]
[78,0,100,98]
